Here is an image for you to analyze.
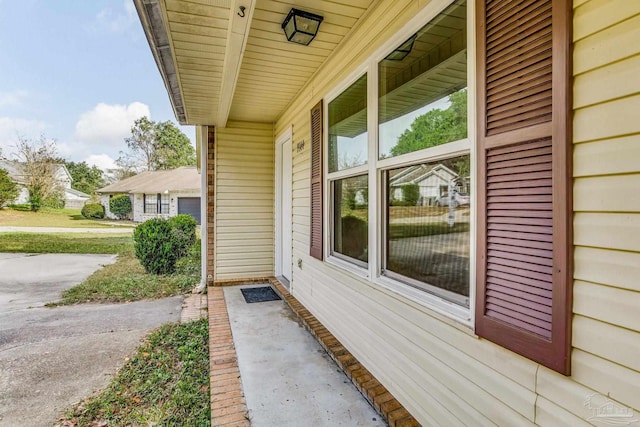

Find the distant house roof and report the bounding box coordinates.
[0,159,27,184]
[390,163,458,186]
[97,166,200,194]
[0,159,71,186]
[66,187,91,198]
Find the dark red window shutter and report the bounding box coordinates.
[310,100,324,260]
[475,0,572,374]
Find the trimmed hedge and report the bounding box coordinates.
[81,203,105,219]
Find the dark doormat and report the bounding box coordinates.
[240,286,281,303]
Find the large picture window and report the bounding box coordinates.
[384,155,470,306]
[318,0,572,373]
[378,0,469,306]
[325,0,470,311]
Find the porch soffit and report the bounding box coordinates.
[137,0,377,127]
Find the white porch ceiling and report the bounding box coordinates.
[136,0,377,127]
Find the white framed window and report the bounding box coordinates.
[323,0,474,321]
[144,193,169,214]
[144,193,158,214]
[326,73,370,271]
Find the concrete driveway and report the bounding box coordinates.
[0,253,182,426]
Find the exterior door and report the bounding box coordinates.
[277,132,293,282]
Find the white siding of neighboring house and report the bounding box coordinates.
[132,190,200,222]
[54,167,72,189]
[269,0,640,425]
[14,187,29,204]
[102,190,200,222]
[214,121,274,281]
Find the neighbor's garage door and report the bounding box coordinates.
[178,197,201,224]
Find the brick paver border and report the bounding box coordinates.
[208,286,250,427]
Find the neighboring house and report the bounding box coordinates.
[135,1,639,426]
[389,163,462,205]
[96,166,201,223]
[0,159,89,207]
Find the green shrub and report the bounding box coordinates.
[81,203,105,219]
[402,183,420,206]
[43,195,65,209]
[110,194,132,219]
[169,214,197,247]
[28,188,43,212]
[0,168,19,207]
[134,217,197,275]
[340,215,368,262]
[175,239,201,277]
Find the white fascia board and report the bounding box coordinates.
[217,0,255,127]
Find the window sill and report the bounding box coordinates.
[374,275,473,328]
[326,255,369,280]
[324,255,472,330]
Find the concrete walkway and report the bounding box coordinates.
[0,226,133,233]
[207,284,387,427]
[227,285,385,427]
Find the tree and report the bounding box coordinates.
[15,135,64,211]
[155,121,196,169]
[64,161,106,195]
[119,117,196,172]
[122,116,156,171]
[0,168,18,207]
[391,89,467,157]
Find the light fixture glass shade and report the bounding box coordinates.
[282,8,324,46]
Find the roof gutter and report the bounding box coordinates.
[134,0,186,125]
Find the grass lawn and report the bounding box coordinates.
[0,206,135,228]
[389,222,470,239]
[0,231,201,305]
[0,232,132,254]
[49,240,201,306]
[57,318,210,427]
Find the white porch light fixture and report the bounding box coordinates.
[281,8,324,46]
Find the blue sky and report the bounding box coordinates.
[0,0,195,170]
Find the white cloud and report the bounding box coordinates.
[91,0,137,33]
[0,117,48,159]
[85,154,118,171]
[0,90,30,108]
[74,101,150,149]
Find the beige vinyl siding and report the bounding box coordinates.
[274,0,640,425]
[568,0,640,416]
[215,121,275,280]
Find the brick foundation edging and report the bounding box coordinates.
[213,277,272,287]
[208,286,251,427]
[268,278,421,427]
